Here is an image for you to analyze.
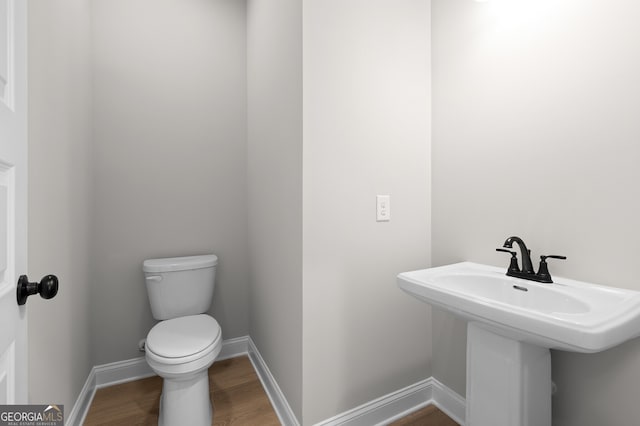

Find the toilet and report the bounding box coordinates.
[142,254,222,426]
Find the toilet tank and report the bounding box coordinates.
[143,254,218,320]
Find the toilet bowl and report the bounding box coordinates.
[146,315,222,426]
[142,255,221,426]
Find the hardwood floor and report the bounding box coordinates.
[390,404,459,426]
[83,355,457,425]
[83,356,279,425]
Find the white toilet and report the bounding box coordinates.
[143,254,222,426]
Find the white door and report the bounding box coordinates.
[0,0,28,404]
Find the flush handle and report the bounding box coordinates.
[17,274,59,306]
[145,275,162,282]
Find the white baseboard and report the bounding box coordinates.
[248,337,300,426]
[67,336,250,426]
[315,379,433,426]
[94,357,155,389]
[68,334,466,426]
[431,378,466,425]
[65,368,96,426]
[217,335,249,361]
[314,377,465,426]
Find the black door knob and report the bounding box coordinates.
[17,274,59,305]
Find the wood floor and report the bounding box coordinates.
[83,355,457,425]
[390,404,458,426]
[84,356,279,425]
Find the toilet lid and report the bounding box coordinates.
[146,314,221,359]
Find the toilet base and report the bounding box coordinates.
[158,370,213,426]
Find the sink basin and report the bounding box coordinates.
[398,262,640,353]
[399,262,640,426]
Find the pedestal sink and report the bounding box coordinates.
[398,262,640,426]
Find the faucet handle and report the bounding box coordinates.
[540,255,567,261]
[536,255,567,283]
[496,248,520,274]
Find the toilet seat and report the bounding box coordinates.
[146,314,222,377]
[147,314,221,362]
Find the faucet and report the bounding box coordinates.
[502,236,534,274]
[496,236,566,283]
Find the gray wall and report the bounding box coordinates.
[247,0,303,421]
[431,0,640,424]
[27,0,93,411]
[28,3,431,423]
[302,0,432,423]
[247,2,432,423]
[90,0,249,365]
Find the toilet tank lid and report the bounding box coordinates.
[143,254,218,273]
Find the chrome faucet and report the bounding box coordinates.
[496,236,566,283]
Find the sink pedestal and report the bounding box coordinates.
[466,322,551,426]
